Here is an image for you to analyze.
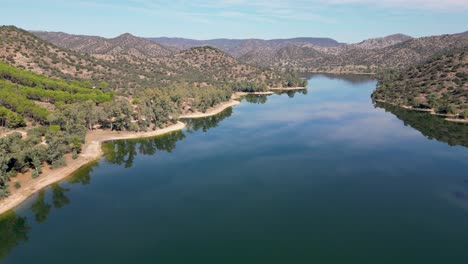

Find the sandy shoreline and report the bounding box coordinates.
[0,95,248,215]
[179,100,240,118]
[235,91,274,96]
[375,99,468,123]
[269,87,307,91]
[305,70,376,75]
[0,122,187,215]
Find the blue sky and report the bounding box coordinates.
[1,0,467,43]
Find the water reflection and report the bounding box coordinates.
[242,94,269,104]
[299,73,375,85]
[375,102,468,148]
[240,90,307,105]
[0,212,30,259]
[102,130,186,168]
[30,190,51,223]
[274,89,308,98]
[51,184,70,209]
[183,107,233,132]
[1,74,468,263]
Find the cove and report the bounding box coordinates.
[1,74,468,263]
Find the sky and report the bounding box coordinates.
[1,0,467,43]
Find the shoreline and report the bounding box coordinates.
[374,99,468,123]
[0,89,310,214]
[303,70,377,75]
[0,122,188,215]
[0,95,247,215]
[179,100,240,119]
[269,87,307,91]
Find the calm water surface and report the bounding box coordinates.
[1,74,468,263]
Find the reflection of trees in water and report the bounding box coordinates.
[67,161,98,186]
[376,102,468,148]
[275,89,308,98]
[52,184,70,209]
[0,211,30,259]
[300,73,375,85]
[242,89,308,104]
[243,95,268,104]
[103,130,186,168]
[0,161,99,260]
[184,107,233,132]
[30,190,51,223]
[0,109,236,259]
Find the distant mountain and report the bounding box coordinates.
[32,31,175,59]
[151,34,451,73]
[32,29,468,75]
[238,33,468,74]
[353,34,413,50]
[148,37,342,58]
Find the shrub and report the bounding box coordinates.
[51,156,66,169]
[14,181,21,189]
[32,170,40,179]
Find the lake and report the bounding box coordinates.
[1,74,468,263]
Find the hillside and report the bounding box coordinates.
[0,26,115,81]
[32,31,175,59]
[3,26,298,94]
[0,36,306,199]
[242,33,468,73]
[376,102,468,147]
[147,32,468,74]
[371,49,468,118]
[353,34,413,50]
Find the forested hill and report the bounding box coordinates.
[0,58,302,197]
[372,49,468,118]
[2,26,301,94]
[0,26,307,198]
[0,62,115,197]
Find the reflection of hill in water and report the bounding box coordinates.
[299,73,375,85]
[376,102,468,148]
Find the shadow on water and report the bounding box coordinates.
[375,102,468,148]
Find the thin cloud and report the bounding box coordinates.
[324,0,468,11]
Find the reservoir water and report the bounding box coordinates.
[1,74,468,263]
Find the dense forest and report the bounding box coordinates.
[372,49,468,118]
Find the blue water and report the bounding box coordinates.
[1,74,468,263]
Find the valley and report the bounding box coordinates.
[0,12,467,262]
